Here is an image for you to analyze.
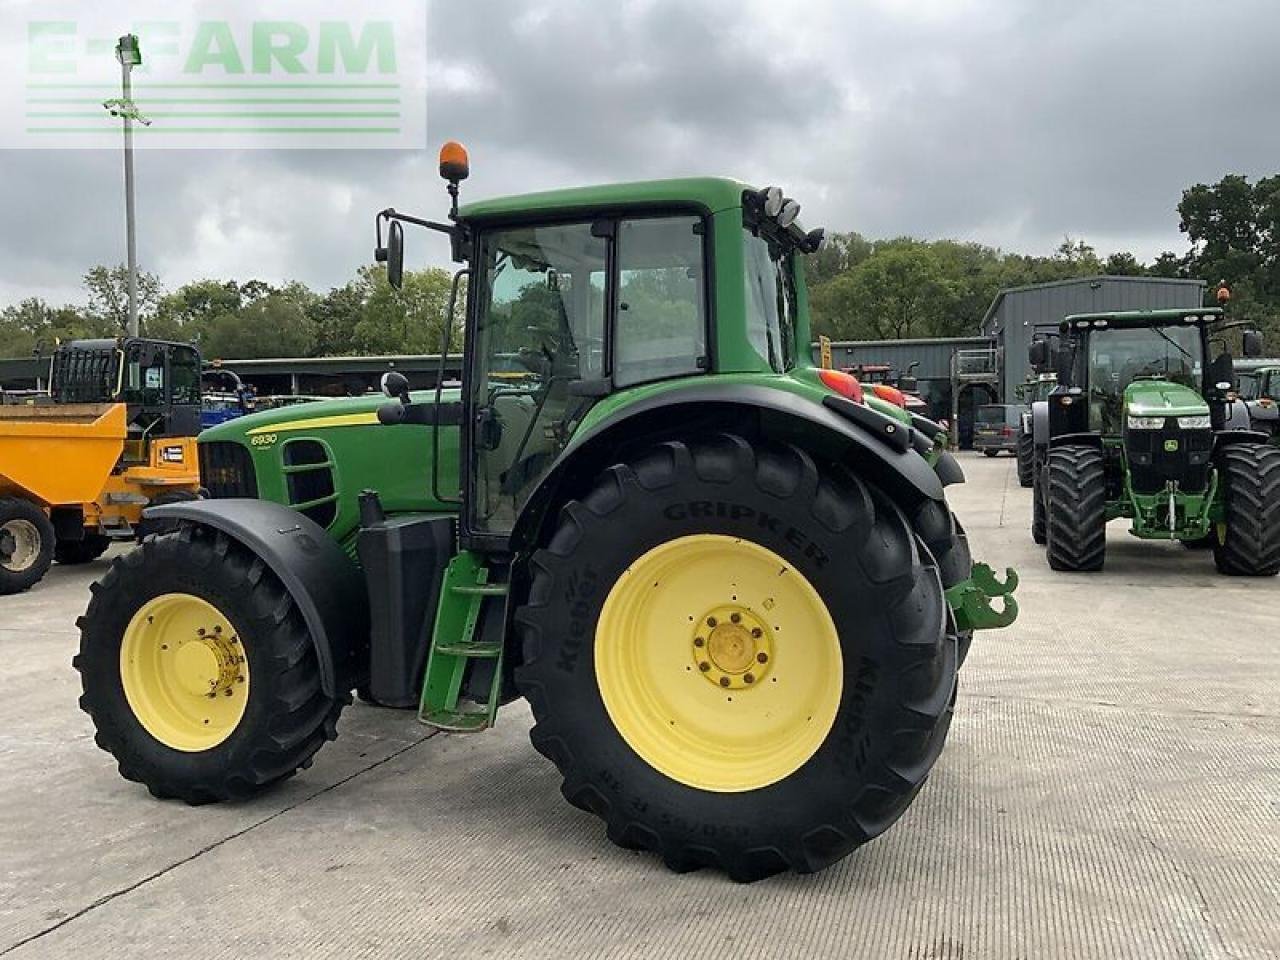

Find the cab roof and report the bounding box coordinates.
[457,177,753,222]
[1062,307,1223,327]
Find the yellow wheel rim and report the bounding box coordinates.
[595,534,843,792]
[119,593,250,752]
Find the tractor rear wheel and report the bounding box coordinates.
[55,534,112,566]
[75,526,344,802]
[0,497,55,595]
[1213,442,1280,576]
[1016,430,1034,487]
[515,434,955,881]
[1045,445,1107,571]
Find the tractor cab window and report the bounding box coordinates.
[743,230,797,372]
[613,217,707,387]
[470,222,608,533]
[169,347,201,405]
[1085,323,1204,432]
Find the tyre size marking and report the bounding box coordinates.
[557,568,599,674]
[661,501,830,569]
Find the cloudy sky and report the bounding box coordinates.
[2,0,1279,308]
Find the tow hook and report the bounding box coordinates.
[946,563,1019,632]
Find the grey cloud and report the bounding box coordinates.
[2,0,1279,309]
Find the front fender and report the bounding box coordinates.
[144,499,368,696]
[511,383,946,551]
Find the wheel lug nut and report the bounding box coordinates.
[751,628,762,639]
[694,637,705,647]
[744,673,755,684]
[197,628,206,636]
[718,677,730,688]
[730,613,741,624]
[706,617,717,628]
[757,652,768,663]
[698,662,711,672]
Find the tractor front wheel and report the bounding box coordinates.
[75,526,344,802]
[0,497,55,595]
[515,434,955,881]
[1213,443,1280,576]
[1045,445,1107,571]
[1031,464,1047,545]
[1016,430,1034,487]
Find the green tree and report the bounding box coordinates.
[201,291,315,359]
[353,266,459,355]
[83,264,163,335]
[1103,251,1145,276]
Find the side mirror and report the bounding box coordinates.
[384,220,405,290]
[1028,340,1049,369]
[1243,329,1264,359]
[380,370,410,403]
[1207,353,1235,395]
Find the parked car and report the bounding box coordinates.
[974,403,1021,456]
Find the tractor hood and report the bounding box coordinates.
[1123,380,1208,419]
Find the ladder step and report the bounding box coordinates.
[433,641,502,658]
[420,706,493,733]
[450,584,508,597]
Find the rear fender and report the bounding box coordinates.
[144,498,369,696]
[511,384,946,552]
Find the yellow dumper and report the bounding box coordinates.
[0,338,202,594]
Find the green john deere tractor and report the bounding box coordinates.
[75,143,1017,881]
[1029,305,1280,574]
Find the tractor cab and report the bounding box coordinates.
[52,338,203,444]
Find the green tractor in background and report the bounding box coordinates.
[1028,301,1279,574]
[1237,362,1279,442]
[75,143,1017,881]
[1014,371,1057,487]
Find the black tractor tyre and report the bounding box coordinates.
[55,534,112,566]
[74,526,345,803]
[1031,464,1047,545]
[0,497,55,595]
[1016,431,1034,487]
[136,490,202,543]
[911,499,974,667]
[1045,445,1107,571]
[514,434,955,882]
[1213,443,1280,576]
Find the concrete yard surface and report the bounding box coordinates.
[2,452,1277,959]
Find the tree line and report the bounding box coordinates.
[805,173,1280,344]
[2,174,1277,360]
[0,265,460,361]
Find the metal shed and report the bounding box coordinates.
[980,275,1206,400]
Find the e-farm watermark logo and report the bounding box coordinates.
[3,1,426,149]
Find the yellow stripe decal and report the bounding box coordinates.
[246,412,380,436]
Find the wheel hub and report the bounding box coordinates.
[0,519,40,572]
[119,594,250,752]
[694,605,773,690]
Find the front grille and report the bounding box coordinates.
[199,441,258,499]
[1126,423,1212,494]
[283,439,338,528]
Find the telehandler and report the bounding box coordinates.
[0,337,201,593]
[76,144,1018,880]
